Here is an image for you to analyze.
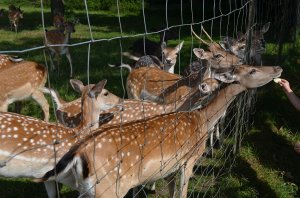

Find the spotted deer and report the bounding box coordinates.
[8,4,23,33]
[44,21,75,77]
[37,65,282,198]
[0,61,50,121]
[0,79,120,198]
[219,22,271,65]
[0,54,23,70]
[126,46,241,105]
[42,76,219,129]
[191,25,244,70]
[110,41,184,74]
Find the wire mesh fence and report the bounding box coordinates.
[0,0,275,197]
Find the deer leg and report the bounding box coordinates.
[14,101,22,114]
[32,90,50,122]
[165,173,177,198]
[65,49,73,77]
[13,21,17,33]
[0,102,9,112]
[44,181,58,198]
[48,51,56,72]
[179,158,198,198]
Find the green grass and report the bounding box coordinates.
[0,2,300,198]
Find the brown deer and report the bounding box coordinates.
[37,65,282,197]
[8,5,23,33]
[0,54,23,70]
[44,21,75,77]
[126,47,241,105]
[42,76,219,129]
[110,41,184,74]
[0,79,121,198]
[0,60,50,121]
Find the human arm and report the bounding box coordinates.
[278,79,300,111]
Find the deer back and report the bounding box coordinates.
[126,67,182,101]
[0,61,47,109]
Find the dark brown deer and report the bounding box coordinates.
[8,5,23,32]
[219,22,271,65]
[37,65,282,198]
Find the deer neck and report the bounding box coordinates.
[163,85,200,113]
[200,84,246,130]
[75,98,100,137]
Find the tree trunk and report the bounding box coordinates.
[51,0,64,18]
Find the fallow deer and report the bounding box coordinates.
[126,47,241,105]
[0,54,23,70]
[8,4,23,33]
[44,21,75,77]
[0,79,120,198]
[42,76,219,129]
[219,22,271,65]
[37,65,282,198]
[0,61,50,121]
[191,25,243,70]
[110,41,184,74]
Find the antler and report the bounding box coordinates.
[191,25,209,46]
[191,25,214,46]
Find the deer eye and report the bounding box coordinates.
[103,92,109,96]
[249,69,256,75]
[215,53,224,59]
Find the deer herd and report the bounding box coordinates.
[0,4,282,198]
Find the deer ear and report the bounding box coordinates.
[161,42,167,50]
[89,79,107,98]
[261,22,270,33]
[176,41,184,52]
[193,48,211,60]
[212,72,236,83]
[70,79,84,93]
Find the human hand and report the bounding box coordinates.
[278,78,293,93]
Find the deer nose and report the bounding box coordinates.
[165,59,172,63]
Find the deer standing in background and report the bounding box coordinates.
[8,5,23,32]
[44,21,75,77]
[0,61,50,122]
[37,65,282,198]
[0,79,120,198]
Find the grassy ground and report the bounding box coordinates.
[0,2,299,198]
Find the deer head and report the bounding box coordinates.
[191,25,243,69]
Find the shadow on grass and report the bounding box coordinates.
[0,179,78,198]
